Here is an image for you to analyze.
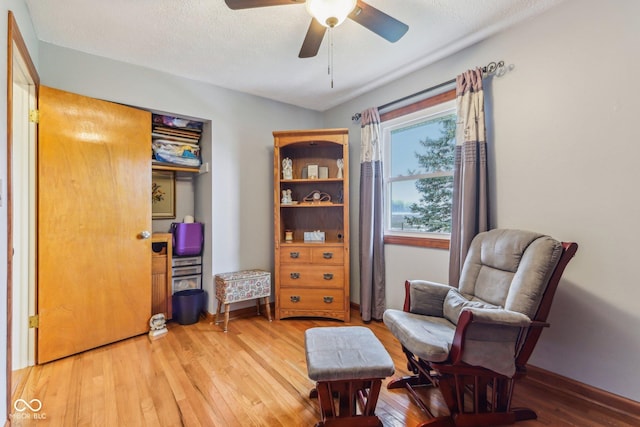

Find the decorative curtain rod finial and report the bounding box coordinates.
[482,60,514,77]
[482,60,504,74]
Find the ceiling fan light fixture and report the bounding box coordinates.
[305,0,357,28]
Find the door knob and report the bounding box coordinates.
[140,231,151,239]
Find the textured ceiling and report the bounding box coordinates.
[25,0,564,111]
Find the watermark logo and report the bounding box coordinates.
[11,398,46,420]
[14,398,42,412]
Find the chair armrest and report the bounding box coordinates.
[403,280,452,316]
[463,307,531,327]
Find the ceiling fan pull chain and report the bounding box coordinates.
[328,27,334,88]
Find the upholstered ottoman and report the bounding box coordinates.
[304,326,395,427]
[214,269,272,332]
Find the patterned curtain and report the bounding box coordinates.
[359,108,386,321]
[449,69,489,286]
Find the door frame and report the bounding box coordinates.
[6,10,39,422]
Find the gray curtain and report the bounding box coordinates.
[359,108,386,321]
[449,68,489,286]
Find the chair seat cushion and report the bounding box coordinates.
[383,309,455,362]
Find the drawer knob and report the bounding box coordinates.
[322,252,333,259]
[290,252,300,259]
[290,295,300,303]
[290,272,300,279]
[323,296,334,304]
[323,273,334,280]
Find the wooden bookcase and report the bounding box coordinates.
[273,129,350,321]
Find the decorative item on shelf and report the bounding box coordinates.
[281,189,295,204]
[336,158,344,179]
[303,190,331,203]
[152,170,176,219]
[319,166,329,179]
[285,230,294,242]
[304,230,326,243]
[308,164,319,179]
[282,157,293,180]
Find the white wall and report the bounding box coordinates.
[1,2,40,422]
[324,0,640,402]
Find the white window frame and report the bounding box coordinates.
[381,99,456,241]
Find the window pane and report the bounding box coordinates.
[389,176,453,233]
[383,97,456,238]
[390,114,456,178]
[389,179,422,232]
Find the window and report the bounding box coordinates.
[381,90,456,248]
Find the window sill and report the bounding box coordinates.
[384,234,450,250]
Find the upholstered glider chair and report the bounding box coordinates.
[383,229,578,427]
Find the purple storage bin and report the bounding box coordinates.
[171,222,204,256]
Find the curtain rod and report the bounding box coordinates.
[351,60,506,123]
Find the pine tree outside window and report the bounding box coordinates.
[381,95,455,247]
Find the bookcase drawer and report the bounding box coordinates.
[280,265,344,288]
[279,288,344,310]
[279,247,311,263]
[310,247,343,265]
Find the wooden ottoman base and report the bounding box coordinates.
[305,326,394,427]
[310,378,384,427]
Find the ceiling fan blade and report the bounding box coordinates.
[299,19,327,58]
[348,0,408,42]
[224,0,303,10]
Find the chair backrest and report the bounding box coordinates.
[515,240,578,367]
[457,229,578,369]
[458,229,563,319]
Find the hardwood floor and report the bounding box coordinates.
[10,309,639,426]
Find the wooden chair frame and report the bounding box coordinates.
[387,242,578,427]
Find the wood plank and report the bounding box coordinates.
[10,309,640,426]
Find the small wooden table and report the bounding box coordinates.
[214,269,272,332]
[305,326,395,427]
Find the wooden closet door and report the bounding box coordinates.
[37,86,152,363]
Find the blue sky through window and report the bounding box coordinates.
[389,118,451,206]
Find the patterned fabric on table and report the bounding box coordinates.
[215,270,271,304]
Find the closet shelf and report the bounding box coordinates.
[152,162,200,173]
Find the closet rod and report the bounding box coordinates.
[351,60,505,123]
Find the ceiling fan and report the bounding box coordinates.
[224,0,409,58]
